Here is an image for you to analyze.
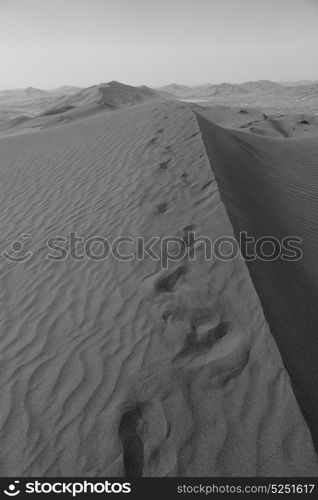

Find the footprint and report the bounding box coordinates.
[201,179,215,191]
[119,406,144,477]
[181,172,190,185]
[190,307,218,330]
[149,137,157,145]
[155,266,187,293]
[162,304,231,369]
[174,310,246,372]
[162,304,188,323]
[182,224,199,248]
[176,311,226,360]
[157,128,164,133]
[119,400,176,477]
[159,159,171,170]
[156,202,168,214]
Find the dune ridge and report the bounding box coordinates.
[0,101,317,476]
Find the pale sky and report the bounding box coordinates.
[0,0,317,89]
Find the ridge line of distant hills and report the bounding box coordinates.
[1,79,318,101]
[1,80,318,133]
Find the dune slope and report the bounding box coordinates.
[197,113,318,451]
[0,102,317,476]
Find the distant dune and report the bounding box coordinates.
[159,80,282,99]
[0,97,317,476]
[0,86,79,101]
[0,86,80,123]
[50,86,83,96]
[0,87,52,101]
[43,81,161,113]
[0,81,166,136]
[160,80,318,114]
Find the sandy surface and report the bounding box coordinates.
[0,100,317,476]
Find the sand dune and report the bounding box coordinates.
[0,87,52,101]
[197,112,318,452]
[42,81,161,114]
[0,82,165,137]
[160,80,282,99]
[0,86,80,123]
[0,99,317,476]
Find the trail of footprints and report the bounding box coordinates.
[118,105,250,476]
[119,407,144,477]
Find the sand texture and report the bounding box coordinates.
[0,100,317,476]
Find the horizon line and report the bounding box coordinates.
[1,78,318,93]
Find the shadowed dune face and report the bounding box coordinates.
[0,101,317,476]
[196,113,318,450]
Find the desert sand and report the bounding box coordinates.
[0,84,317,476]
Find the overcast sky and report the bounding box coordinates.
[0,0,317,89]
